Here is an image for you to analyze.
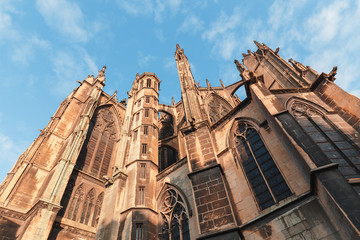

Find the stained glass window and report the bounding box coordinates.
[234,122,292,210]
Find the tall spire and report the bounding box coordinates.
[175,44,202,126]
[97,65,106,82]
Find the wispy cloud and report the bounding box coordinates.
[178,15,204,35]
[0,132,26,181]
[35,0,94,42]
[163,57,176,72]
[116,0,182,23]
[202,7,242,60]
[51,48,98,97]
[11,37,50,65]
[138,51,156,68]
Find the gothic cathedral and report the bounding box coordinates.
[0,42,360,240]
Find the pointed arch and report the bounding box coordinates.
[230,120,292,210]
[76,104,120,178]
[157,183,192,240]
[158,111,175,140]
[92,192,104,227]
[205,93,232,124]
[80,188,96,225]
[67,183,84,221]
[288,98,360,178]
[158,145,178,171]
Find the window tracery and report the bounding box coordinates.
[234,122,292,210]
[290,101,360,178]
[206,95,231,124]
[67,184,84,221]
[159,187,190,240]
[76,106,117,178]
[80,188,95,225]
[91,192,104,227]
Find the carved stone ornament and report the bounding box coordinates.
[159,186,190,239]
[290,101,320,118]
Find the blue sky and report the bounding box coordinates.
[1,0,360,182]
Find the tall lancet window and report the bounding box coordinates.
[159,186,190,240]
[92,192,104,227]
[80,188,95,225]
[234,122,292,210]
[67,184,84,221]
[290,101,360,178]
[76,106,118,178]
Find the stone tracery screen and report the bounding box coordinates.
[234,122,292,210]
[159,186,190,240]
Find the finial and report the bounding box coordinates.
[172,97,175,106]
[114,90,118,101]
[275,47,280,55]
[234,59,246,74]
[175,43,185,60]
[328,66,337,81]
[206,79,211,88]
[97,65,106,78]
[253,40,262,48]
[219,79,225,88]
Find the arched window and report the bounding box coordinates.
[290,101,360,178]
[67,184,84,221]
[159,146,178,171]
[159,186,190,240]
[234,122,292,210]
[206,94,231,124]
[92,192,104,227]
[76,106,117,178]
[147,78,151,88]
[80,188,95,225]
[159,111,174,140]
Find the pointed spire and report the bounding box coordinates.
[219,79,225,88]
[97,65,106,78]
[254,40,262,49]
[114,90,118,101]
[175,43,185,61]
[234,59,246,74]
[206,79,211,89]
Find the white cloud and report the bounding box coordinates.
[163,57,176,72]
[178,15,204,34]
[155,28,166,42]
[36,0,91,42]
[11,37,50,65]
[116,0,182,23]
[202,7,242,60]
[303,0,360,94]
[138,51,156,68]
[51,48,98,97]
[0,132,25,182]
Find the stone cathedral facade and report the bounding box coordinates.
[0,42,360,240]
